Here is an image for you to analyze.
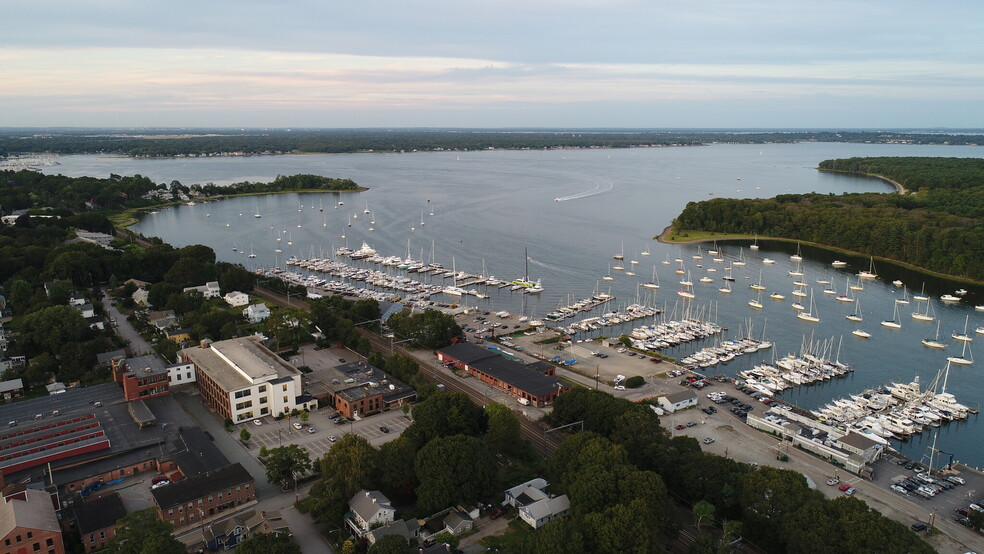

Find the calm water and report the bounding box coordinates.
[51,143,984,467]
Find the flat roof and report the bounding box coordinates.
[663,390,697,403]
[124,355,168,377]
[182,337,300,392]
[471,356,567,398]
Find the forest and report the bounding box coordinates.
[672,157,984,281]
[2,129,983,158]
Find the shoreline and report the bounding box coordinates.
[817,167,908,194]
[656,226,984,286]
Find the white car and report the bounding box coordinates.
[614,385,625,391]
[292,422,303,430]
[252,419,263,426]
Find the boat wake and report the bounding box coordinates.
[554,179,613,202]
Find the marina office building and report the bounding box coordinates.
[180,337,316,423]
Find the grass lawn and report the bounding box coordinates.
[659,229,753,243]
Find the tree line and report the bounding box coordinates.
[4,129,984,158]
[673,157,984,280]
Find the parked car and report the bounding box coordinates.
[308,427,316,434]
[292,422,303,430]
[379,426,390,433]
[151,480,170,489]
[910,522,928,532]
[614,385,625,391]
[838,484,852,492]
[674,424,687,430]
[490,508,506,519]
[826,478,840,486]
[946,475,966,485]
[703,437,715,444]
[252,419,263,426]
[843,487,856,496]
[328,435,338,442]
[152,476,169,485]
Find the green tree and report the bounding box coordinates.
[386,309,462,349]
[375,437,419,501]
[7,279,34,314]
[414,435,496,513]
[340,540,357,554]
[367,534,412,554]
[265,444,311,489]
[484,402,522,457]
[300,411,310,423]
[240,428,251,443]
[405,393,485,446]
[430,532,459,550]
[235,533,300,554]
[17,304,91,356]
[693,500,715,531]
[105,508,184,554]
[309,434,379,522]
[531,519,585,554]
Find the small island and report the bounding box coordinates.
[665,157,984,282]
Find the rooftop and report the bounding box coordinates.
[349,490,393,523]
[438,343,567,398]
[74,492,127,534]
[0,488,60,537]
[123,354,169,377]
[151,463,253,510]
[0,379,23,394]
[663,390,698,403]
[181,336,300,391]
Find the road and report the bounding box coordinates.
[102,290,152,355]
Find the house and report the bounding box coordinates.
[196,509,289,551]
[346,490,396,536]
[183,281,221,299]
[179,336,314,423]
[0,378,24,402]
[365,519,420,546]
[75,303,96,319]
[73,492,127,552]
[223,291,250,307]
[148,310,178,331]
[75,229,114,247]
[131,288,151,307]
[243,303,271,323]
[657,390,698,413]
[69,293,86,307]
[165,328,191,344]
[0,486,65,554]
[436,343,569,407]
[442,510,473,536]
[503,479,569,530]
[151,463,256,529]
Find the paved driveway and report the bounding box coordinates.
[102,290,152,355]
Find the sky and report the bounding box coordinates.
[3,1,983,128]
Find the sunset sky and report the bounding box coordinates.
[3,1,982,128]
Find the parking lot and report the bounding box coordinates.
[246,408,410,461]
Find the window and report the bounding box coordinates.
[282,385,287,392]
[46,539,53,547]
[99,531,105,540]
[187,372,192,379]
[258,385,266,392]
[89,536,95,544]
[235,390,250,399]
[259,396,268,404]
[27,532,33,539]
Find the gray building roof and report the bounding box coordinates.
[74,492,127,534]
[663,390,697,404]
[152,463,253,510]
[438,343,566,398]
[367,518,419,544]
[349,490,393,523]
[0,379,23,394]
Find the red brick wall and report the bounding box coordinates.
[156,480,256,529]
[1,526,64,554]
[62,457,159,494]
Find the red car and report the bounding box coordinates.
[674,424,687,430]
[152,476,169,485]
[838,483,851,492]
[490,508,506,519]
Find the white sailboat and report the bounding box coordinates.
[692,245,703,260]
[896,286,910,305]
[788,260,804,277]
[733,247,746,267]
[796,289,820,322]
[364,201,370,214]
[248,244,256,258]
[880,302,902,329]
[946,341,974,366]
[748,289,763,309]
[858,257,877,280]
[603,267,615,281]
[749,235,760,250]
[642,265,660,289]
[444,258,466,297]
[911,298,935,322]
[835,276,855,302]
[952,315,972,342]
[913,283,929,302]
[750,270,766,291]
[613,243,625,261]
[641,244,651,256]
[790,243,803,262]
[254,203,262,218]
[922,321,946,349]
[678,271,696,299]
[846,299,863,322]
[849,276,864,292]
[719,279,732,294]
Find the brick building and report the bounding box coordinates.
[73,492,126,552]
[151,463,255,529]
[112,355,171,402]
[436,343,569,407]
[0,486,64,554]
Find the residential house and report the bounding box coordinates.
[0,379,24,402]
[656,390,698,413]
[366,519,419,546]
[346,490,396,536]
[75,304,96,319]
[73,492,127,552]
[442,510,473,536]
[0,486,65,554]
[151,463,255,529]
[183,281,221,299]
[132,287,151,308]
[148,310,178,331]
[223,291,250,307]
[243,304,271,323]
[503,478,569,530]
[197,509,289,551]
[165,328,191,344]
[69,293,86,307]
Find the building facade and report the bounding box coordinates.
[151,463,255,529]
[436,343,569,407]
[0,487,64,554]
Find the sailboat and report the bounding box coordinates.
[347,215,351,227]
[444,258,466,297]
[319,199,324,212]
[748,289,763,309]
[913,283,929,302]
[849,276,864,292]
[846,299,863,322]
[733,247,746,267]
[952,315,972,342]
[922,321,946,349]
[880,302,902,329]
[232,242,238,252]
[511,248,542,292]
[707,241,719,255]
[796,289,820,322]
[254,203,262,218]
[788,260,804,277]
[896,286,910,306]
[719,279,732,294]
[858,257,877,280]
[790,243,803,262]
[692,245,703,260]
[911,298,935,321]
[364,201,370,214]
[248,244,256,259]
[750,270,766,291]
[642,265,660,289]
[641,245,651,256]
[603,266,615,281]
[420,211,426,227]
[947,341,974,366]
[823,277,837,295]
[835,276,854,302]
[678,271,696,299]
[749,235,760,251]
[613,243,625,261]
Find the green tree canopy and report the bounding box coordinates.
[367,534,413,554]
[414,434,496,513]
[386,309,461,349]
[104,508,184,554]
[235,533,301,554]
[405,392,486,446]
[264,444,311,489]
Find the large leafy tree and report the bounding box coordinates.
[367,534,412,554]
[309,434,378,523]
[405,393,485,446]
[414,435,496,513]
[375,437,419,501]
[16,304,92,356]
[386,309,461,349]
[484,402,522,457]
[104,508,184,554]
[264,444,312,489]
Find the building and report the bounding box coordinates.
[0,412,112,475]
[68,293,86,307]
[346,490,396,536]
[503,478,569,530]
[192,509,289,551]
[243,304,271,323]
[436,343,569,407]
[74,304,95,319]
[0,487,64,554]
[131,288,150,308]
[366,519,420,546]
[442,510,474,536]
[182,281,221,299]
[167,361,196,385]
[112,355,171,402]
[0,379,24,403]
[73,492,126,552]
[223,291,250,307]
[164,328,191,344]
[148,310,178,331]
[657,390,698,413]
[74,230,114,247]
[180,337,314,423]
[308,361,416,419]
[152,463,255,529]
